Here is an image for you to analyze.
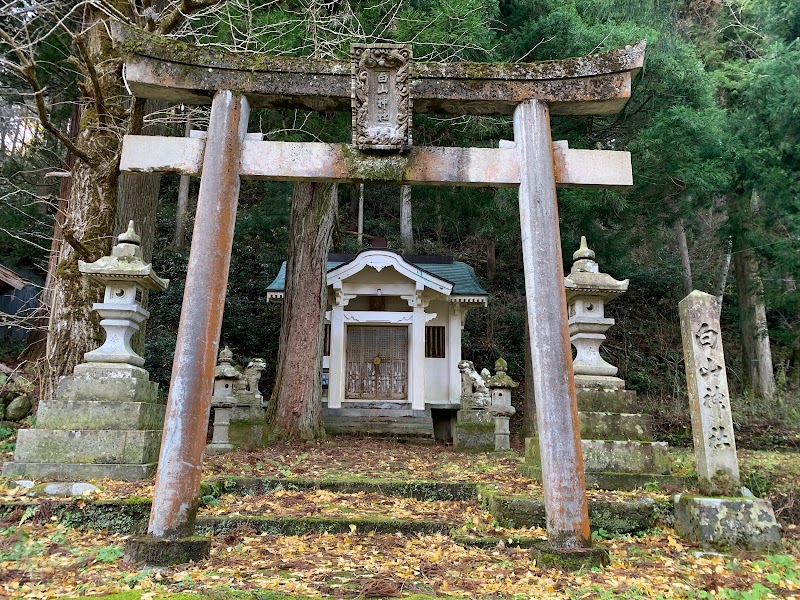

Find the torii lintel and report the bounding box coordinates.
[113,22,645,117]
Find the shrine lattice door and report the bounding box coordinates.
[345,326,408,400]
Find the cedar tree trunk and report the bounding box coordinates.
[264,182,337,441]
[733,243,776,398]
[42,10,123,401]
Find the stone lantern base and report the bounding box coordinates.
[521,387,685,490]
[2,363,165,481]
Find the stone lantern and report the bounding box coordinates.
[206,346,241,455]
[486,358,518,451]
[564,237,628,389]
[3,221,169,481]
[78,221,169,371]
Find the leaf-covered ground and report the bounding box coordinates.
[1,437,800,599]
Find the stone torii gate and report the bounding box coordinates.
[114,23,644,564]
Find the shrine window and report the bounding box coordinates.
[425,326,446,358]
[323,324,331,355]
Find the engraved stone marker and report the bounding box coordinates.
[352,44,412,151]
[679,290,740,495]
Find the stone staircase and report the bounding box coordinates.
[322,402,435,440]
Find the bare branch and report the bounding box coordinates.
[158,0,228,35]
[0,27,94,165]
[61,229,97,261]
[73,33,108,126]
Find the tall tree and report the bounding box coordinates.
[264,182,337,441]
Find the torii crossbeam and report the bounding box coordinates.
[114,22,644,565]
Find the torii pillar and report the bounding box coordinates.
[515,100,595,559]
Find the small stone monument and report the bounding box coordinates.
[3,222,169,481]
[206,348,267,452]
[675,290,781,552]
[453,360,495,452]
[206,347,238,455]
[486,358,518,451]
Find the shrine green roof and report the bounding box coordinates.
[266,253,488,298]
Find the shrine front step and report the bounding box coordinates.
[322,403,434,440]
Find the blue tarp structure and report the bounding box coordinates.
[0,263,41,342]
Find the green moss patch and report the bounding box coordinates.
[195,514,456,536]
[202,475,478,501]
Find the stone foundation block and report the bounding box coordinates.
[124,535,211,566]
[2,461,157,481]
[56,374,159,404]
[37,400,166,431]
[12,429,161,465]
[453,409,494,452]
[576,389,639,413]
[579,412,653,441]
[229,405,266,449]
[581,440,670,474]
[674,495,782,552]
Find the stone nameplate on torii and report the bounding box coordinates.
[352,44,412,151]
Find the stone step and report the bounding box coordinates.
[323,406,434,438]
[36,400,166,431]
[517,464,690,491]
[10,428,162,466]
[576,389,640,414]
[195,515,455,536]
[579,412,654,441]
[486,493,671,533]
[524,437,671,475]
[1,461,157,481]
[202,476,478,501]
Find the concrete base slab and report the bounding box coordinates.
[1,461,157,481]
[205,443,234,456]
[579,412,653,441]
[524,437,670,475]
[56,373,159,404]
[530,543,610,570]
[37,400,166,430]
[674,494,782,552]
[124,535,211,566]
[574,375,625,390]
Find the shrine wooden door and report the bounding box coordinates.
[345,326,408,400]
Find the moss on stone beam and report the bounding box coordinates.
[195,515,455,536]
[201,475,479,501]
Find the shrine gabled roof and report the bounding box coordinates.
[266,250,488,298]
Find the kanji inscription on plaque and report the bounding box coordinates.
[352,44,412,151]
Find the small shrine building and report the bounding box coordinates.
[266,245,487,434]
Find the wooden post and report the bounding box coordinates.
[148,90,249,539]
[514,99,591,549]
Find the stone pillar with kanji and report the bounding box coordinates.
[674,290,781,552]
